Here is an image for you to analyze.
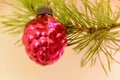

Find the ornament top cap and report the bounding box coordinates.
[37,7,53,16]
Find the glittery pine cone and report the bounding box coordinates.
[22,10,67,65]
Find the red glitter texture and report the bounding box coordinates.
[22,14,67,66]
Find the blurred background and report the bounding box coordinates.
[0,0,120,80]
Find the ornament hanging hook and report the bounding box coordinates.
[36,0,53,16]
[36,7,53,16]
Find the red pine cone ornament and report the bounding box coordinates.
[22,7,67,66]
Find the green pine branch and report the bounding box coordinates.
[0,0,120,75]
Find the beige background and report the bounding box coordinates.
[0,0,120,80]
